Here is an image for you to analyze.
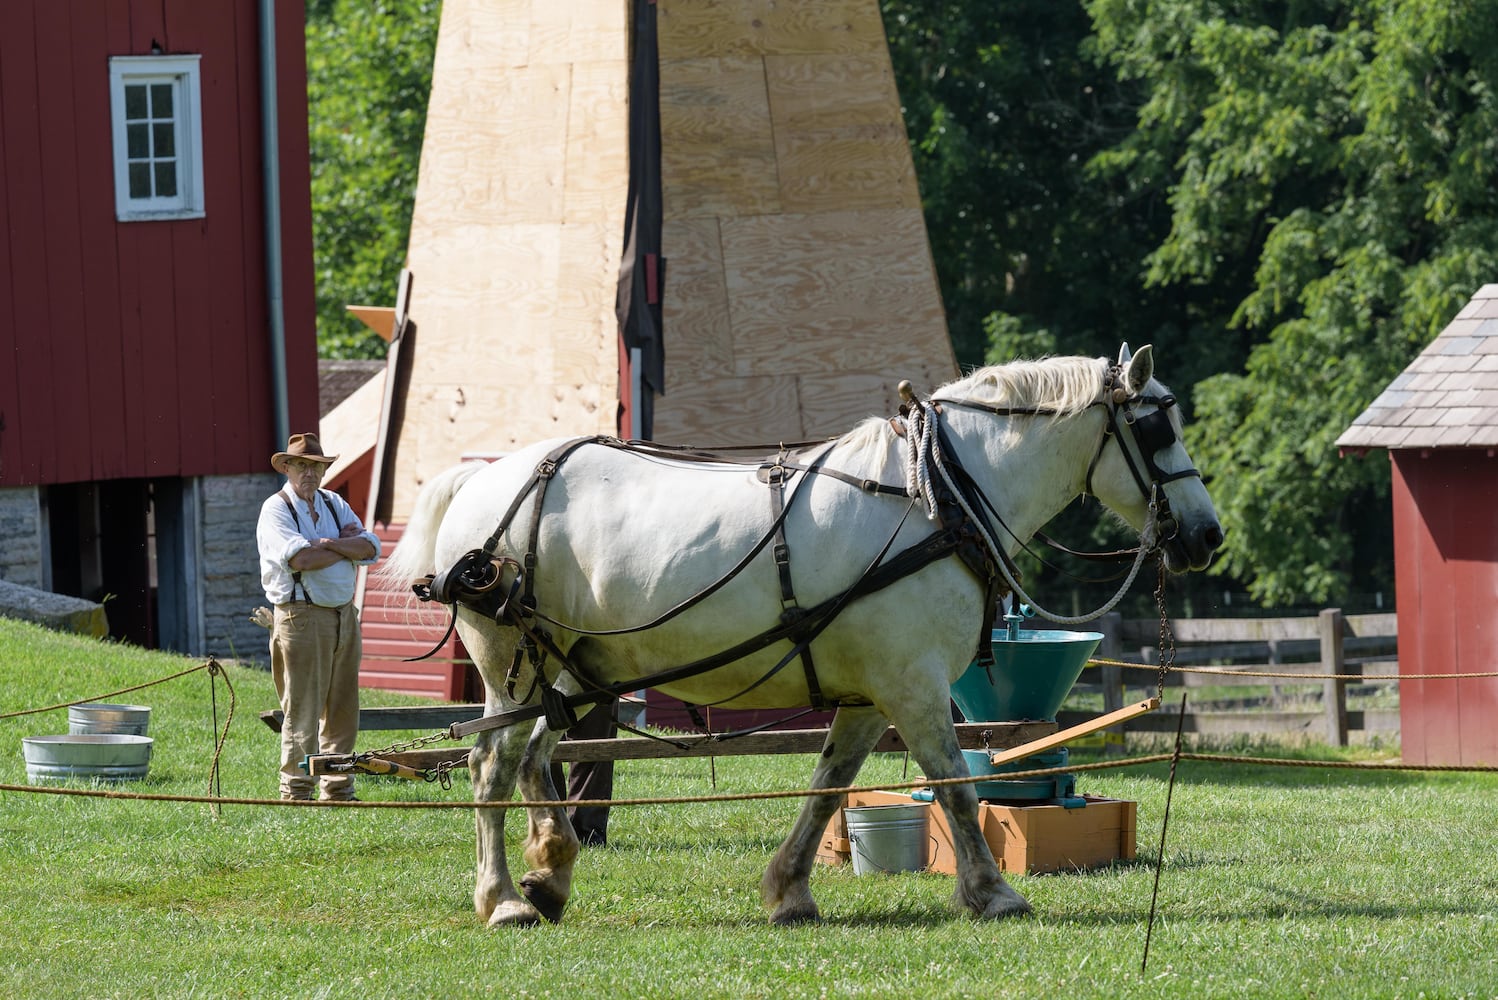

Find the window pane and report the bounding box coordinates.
[150,83,174,118]
[125,84,148,120]
[127,123,149,159]
[152,123,175,157]
[154,162,178,197]
[128,162,152,198]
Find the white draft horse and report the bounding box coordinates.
[381,345,1222,927]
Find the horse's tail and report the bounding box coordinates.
[377,461,489,587]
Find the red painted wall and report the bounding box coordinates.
[0,0,317,488]
[1392,449,1498,766]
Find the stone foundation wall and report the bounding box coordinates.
[0,487,43,588]
[200,473,278,666]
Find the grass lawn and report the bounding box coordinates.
[2,617,1496,999]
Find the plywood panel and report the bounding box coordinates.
[433,0,529,71]
[660,216,734,376]
[416,63,572,229]
[659,57,781,220]
[796,368,948,440]
[563,59,630,224]
[554,220,627,384]
[529,0,628,65]
[660,0,887,59]
[720,208,949,376]
[650,374,804,447]
[407,223,564,388]
[766,53,918,214]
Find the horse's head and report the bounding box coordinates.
[1087,344,1223,573]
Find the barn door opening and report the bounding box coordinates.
[45,479,155,647]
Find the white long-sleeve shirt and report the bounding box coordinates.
[256,485,381,606]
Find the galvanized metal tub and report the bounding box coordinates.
[22,734,153,784]
[68,702,151,736]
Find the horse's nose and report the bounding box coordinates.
[1204,523,1224,551]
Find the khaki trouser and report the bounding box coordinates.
[271,601,361,800]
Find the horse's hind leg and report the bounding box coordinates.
[762,706,890,925]
[512,715,579,923]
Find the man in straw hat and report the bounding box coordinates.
[256,433,380,801]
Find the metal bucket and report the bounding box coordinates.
[22,734,153,784]
[68,702,151,736]
[845,802,929,875]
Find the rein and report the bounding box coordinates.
[903,362,1201,625]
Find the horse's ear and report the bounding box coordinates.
[1124,344,1155,394]
[1117,342,1133,366]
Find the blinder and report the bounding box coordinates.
[1084,371,1202,544]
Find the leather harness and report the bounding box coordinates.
[411,368,1196,742]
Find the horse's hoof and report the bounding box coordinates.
[487,899,543,928]
[519,873,569,924]
[981,890,1032,920]
[769,902,822,926]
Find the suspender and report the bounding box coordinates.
[278,490,347,603]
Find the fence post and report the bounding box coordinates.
[1098,612,1125,756]
[1320,608,1348,745]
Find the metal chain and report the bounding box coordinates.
[1153,558,1177,699]
[361,729,456,758]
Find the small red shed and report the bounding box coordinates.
[1337,284,1498,766]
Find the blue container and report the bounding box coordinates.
[950,628,1103,722]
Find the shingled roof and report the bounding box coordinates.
[1337,283,1498,451]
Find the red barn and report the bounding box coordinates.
[0,0,319,658]
[1337,283,1498,766]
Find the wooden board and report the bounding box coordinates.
[302,721,1057,773]
[817,789,1137,875]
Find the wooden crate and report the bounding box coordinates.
[816,789,1136,875]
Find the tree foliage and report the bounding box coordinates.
[1085,0,1498,604]
[305,0,440,360]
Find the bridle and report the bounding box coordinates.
[909,361,1203,624]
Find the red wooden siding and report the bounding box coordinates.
[1392,450,1498,766]
[0,0,317,488]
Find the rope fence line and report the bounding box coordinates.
[0,661,214,719]
[3,750,1494,811]
[1085,656,1498,681]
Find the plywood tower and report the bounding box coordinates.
[379,0,955,518]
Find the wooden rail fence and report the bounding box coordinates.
[1067,608,1399,747]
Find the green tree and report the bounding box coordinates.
[1085,0,1498,604]
[305,0,441,359]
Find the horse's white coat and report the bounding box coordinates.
[382,347,1221,927]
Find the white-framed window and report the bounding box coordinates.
[108,55,206,221]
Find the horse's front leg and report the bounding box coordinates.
[470,724,544,927]
[512,714,579,923]
[761,706,890,925]
[882,688,1031,920]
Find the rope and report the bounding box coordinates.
[1085,656,1498,682]
[0,661,213,719]
[204,660,237,815]
[4,749,1492,810]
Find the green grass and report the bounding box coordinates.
[3,617,1496,999]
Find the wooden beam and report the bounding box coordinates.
[303,721,1058,776]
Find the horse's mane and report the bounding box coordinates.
[834,355,1108,467]
[931,355,1108,416]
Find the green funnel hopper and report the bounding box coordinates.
[950,628,1103,722]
